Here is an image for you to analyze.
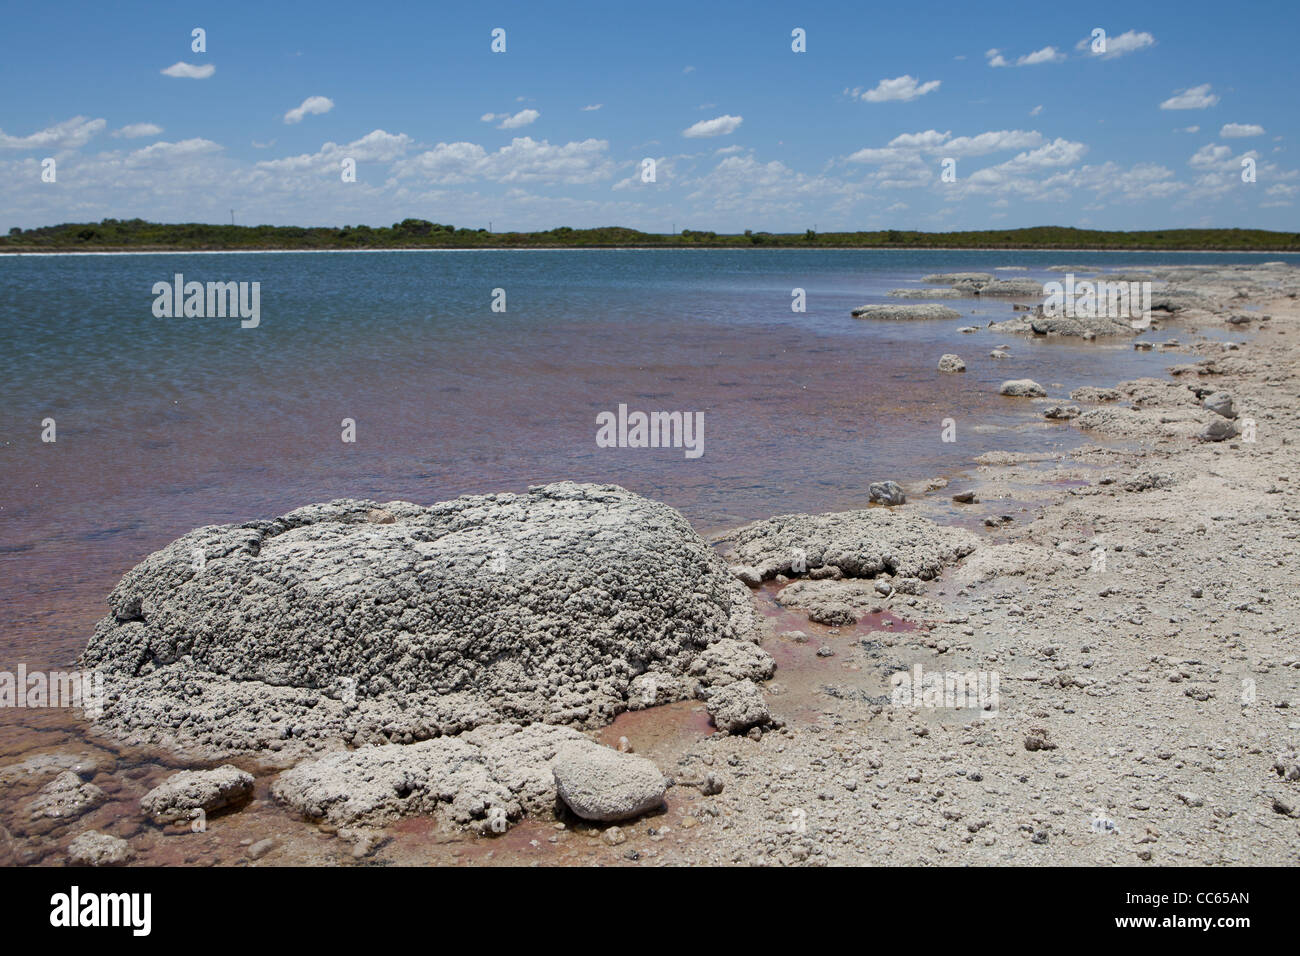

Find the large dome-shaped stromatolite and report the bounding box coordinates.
[82,482,761,755]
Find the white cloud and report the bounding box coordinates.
[498,109,539,130]
[284,96,334,124]
[1160,84,1219,110]
[683,114,743,138]
[847,129,1042,164]
[0,116,106,151]
[1077,29,1155,58]
[1221,123,1265,138]
[161,62,215,79]
[683,66,695,74]
[112,123,164,139]
[851,75,941,103]
[580,104,602,111]
[395,137,615,185]
[1029,105,1043,117]
[1189,143,1235,170]
[987,46,1065,67]
[1177,126,1201,134]
[255,129,412,173]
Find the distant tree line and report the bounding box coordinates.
[3,218,1297,251]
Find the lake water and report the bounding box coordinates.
[2,247,1294,678]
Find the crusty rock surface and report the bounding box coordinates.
[1000,379,1046,398]
[868,480,907,506]
[82,482,759,755]
[705,679,772,734]
[851,304,961,321]
[989,313,1138,337]
[551,742,666,822]
[720,508,977,583]
[273,722,624,830]
[67,830,132,866]
[887,287,962,299]
[937,354,966,373]
[140,766,254,824]
[26,771,105,823]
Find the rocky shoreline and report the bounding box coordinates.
[3,262,1299,866]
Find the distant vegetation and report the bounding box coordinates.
[4,219,1298,252]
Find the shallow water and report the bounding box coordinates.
[0,249,1283,861]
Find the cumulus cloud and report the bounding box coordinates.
[1160,84,1219,110]
[1221,123,1265,138]
[394,136,615,185]
[847,129,1043,164]
[255,129,412,173]
[850,75,941,103]
[0,116,106,151]
[112,123,163,139]
[682,114,743,138]
[987,46,1065,67]
[161,62,215,79]
[284,96,334,124]
[481,109,540,130]
[1077,29,1155,58]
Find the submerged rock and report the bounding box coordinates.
[887,287,962,299]
[26,771,106,824]
[1000,379,1047,398]
[850,304,961,321]
[82,482,759,754]
[67,830,132,867]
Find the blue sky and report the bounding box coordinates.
[2,0,1296,232]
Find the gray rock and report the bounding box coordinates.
[686,639,775,687]
[1044,405,1081,420]
[551,743,666,822]
[1000,379,1046,398]
[705,679,771,735]
[850,304,961,321]
[1199,418,1240,442]
[140,766,254,824]
[952,491,978,504]
[886,287,962,299]
[82,483,758,753]
[1202,391,1237,419]
[1069,387,1121,403]
[989,349,1010,359]
[67,830,131,866]
[922,272,994,287]
[937,354,966,373]
[27,771,106,822]
[723,508,977,582]
[975,278,1043,297]
[730,565,762,588]
[869,481,907,506]
[274,722,594,829]
[989,314,1136,338]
